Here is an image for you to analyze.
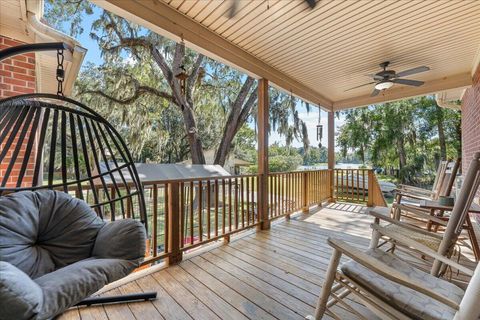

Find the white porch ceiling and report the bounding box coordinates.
[98,0,480,110]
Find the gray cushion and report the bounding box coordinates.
[341,249,464,320]
[34,258,136,319]
[93,219,146,262]
[0,190,105,279]
[0,261,43,320]
[0,190,147,319]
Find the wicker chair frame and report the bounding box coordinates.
[0,93,147,231]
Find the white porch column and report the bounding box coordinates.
[328,111,335,169]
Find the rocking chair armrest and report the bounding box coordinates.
[369,209,443,239]
[391,203,447,226]
[395,191,432,201]
[397,185,434,196]
[327,238,461,310]
[370,224,474,277]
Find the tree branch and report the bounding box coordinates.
[105,37,151,53]
[173,42,185,73]
[186,54,205,103]
[81,82,174,105]
[152,47,174,85]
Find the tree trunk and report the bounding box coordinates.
[214,78,256,166]
[360,144,365,164]
[435,103,447,161]
[151,44,206,164]
[182,106,206,164]
[397,138,407,182]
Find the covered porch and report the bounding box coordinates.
[1,1,479,319]
[59,203,477,320]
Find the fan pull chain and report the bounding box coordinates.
[56,48,65,97]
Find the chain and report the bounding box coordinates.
[56,49,65,97]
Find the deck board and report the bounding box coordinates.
[60,204,477,320]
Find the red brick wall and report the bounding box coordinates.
[0,35,37,188]
[0,37,36,97]
[461,64,480,201]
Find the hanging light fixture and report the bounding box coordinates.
[374,80,394,91]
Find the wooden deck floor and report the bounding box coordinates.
[59,203,477,320]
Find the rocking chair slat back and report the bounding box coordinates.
[0,94,147,230]
[436,159,461,198]
[432,152,480,275]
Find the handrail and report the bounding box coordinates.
[17,168,385,266]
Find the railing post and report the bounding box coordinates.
[367,170,374,207]
[329,169,335,203]
[167,181,182,265]
[302,171,309,213]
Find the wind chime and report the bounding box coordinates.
[317,107,323,148]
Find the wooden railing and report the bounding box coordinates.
[139,175,260,265]
[334,169,368,203]
[267,170,332,220]
[142,170,334,264]
[367,170,388,207]
[56,168,385,266]
[334,169,387,206]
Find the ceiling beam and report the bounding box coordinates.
[95,0,333,110]
[333,72,472,110]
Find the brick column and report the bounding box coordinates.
[461,65,480,201]
[0,36,37,188]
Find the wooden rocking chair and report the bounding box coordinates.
[368,152,480,274]
[395,159,459,203]
[307,229,479,319]
[371,159,461,236]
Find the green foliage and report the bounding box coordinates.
[44,0,94,37]
[245,144,303,173]
[269,154,303,172]
[337,96,461,184]
[233,125,257,163]
[298,146,327,165]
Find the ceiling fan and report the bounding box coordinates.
[346,61,430,97]
[227,0,317,18]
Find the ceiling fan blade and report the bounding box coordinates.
[305,0,316,9]
[396,66,430,78]
[370,89,380,97]
[393,78,424,87]
[345,82,376,92]
[226,0,239,18]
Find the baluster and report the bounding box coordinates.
[152,184,158,257]
[207,180,211,239]
[198,180,203,243]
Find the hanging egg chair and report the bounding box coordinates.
[0,42,155,320]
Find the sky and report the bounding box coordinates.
[56,3,345,149]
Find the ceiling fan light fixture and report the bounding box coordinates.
[374,81,394,91]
